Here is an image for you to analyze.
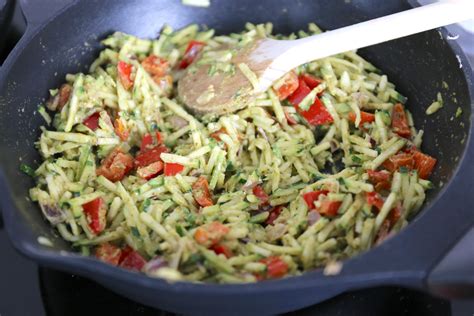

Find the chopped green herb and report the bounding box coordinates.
[20,164,36,177]
[226,161,235,172]
[140,198,151,212]
[176,224,186,237]
[351,155,362,164]
[185,210,196,225]
[131,227,141,238]
[399,166,409,174]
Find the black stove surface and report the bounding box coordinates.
[1,1,473,316]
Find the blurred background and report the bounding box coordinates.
[0,0,472,315]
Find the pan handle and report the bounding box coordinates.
[427,226,474,298]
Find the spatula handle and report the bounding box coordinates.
[259,0,473,91]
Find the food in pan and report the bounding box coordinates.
[26,23,436,283]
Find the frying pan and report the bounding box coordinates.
[0,0,473,314]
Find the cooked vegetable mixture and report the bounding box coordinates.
[27,22,437,283]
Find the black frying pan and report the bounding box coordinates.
[0,0,473,314]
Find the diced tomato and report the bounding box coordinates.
[119,245,134,262]
[95,243,122,266]
[209,128,227,142]
[367,170,391,191]
[303,190,329,209]
[382,149,436,179]
[382,152,415,173]
[265,205,284,225]
[375,219,391,244]
[376,204,402,244]
[252,185,269,205]
[119,249,147,271]
[83,112,101,131]
[412,151,437,179]
[207,222,230,239]
[297,97,333,126]
[301,73,323,90]
[164,162,184,176]
[366,191,384,211]
[140,133,154,152]
[58,83,72,110]
[117,61,133,90]
[194,222,229,247]
[154,131,163,145]
[375,181,391,192]
[286,75,329,126]
[388,204,402,227]
[179,40,206,69]
[284,109,298,125]
[137,161,164,180]
[348,111,375,125]
[154,74,173,96]
[140,132,163,152]
[273,71,299,100]
[211,243,233,258]
[141,55,169,77]
[192,176,213,207]
[134,145,168,168]
[287,77,311,106]
[82,197,106,235]
[194,228,210,245]
[318,200,342,217]
[391,103,411,138]
[114,118,129,141]
[368,170,390,184]
[96,148,134,182]
[259,256,288,279]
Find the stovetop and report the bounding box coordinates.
[0,1,473,315]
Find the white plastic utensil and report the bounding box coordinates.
[178,0,474,115]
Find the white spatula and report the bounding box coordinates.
[178,0,474,115]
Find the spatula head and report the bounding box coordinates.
[177,39,271,116]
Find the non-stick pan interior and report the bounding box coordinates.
[0,0,472,267]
